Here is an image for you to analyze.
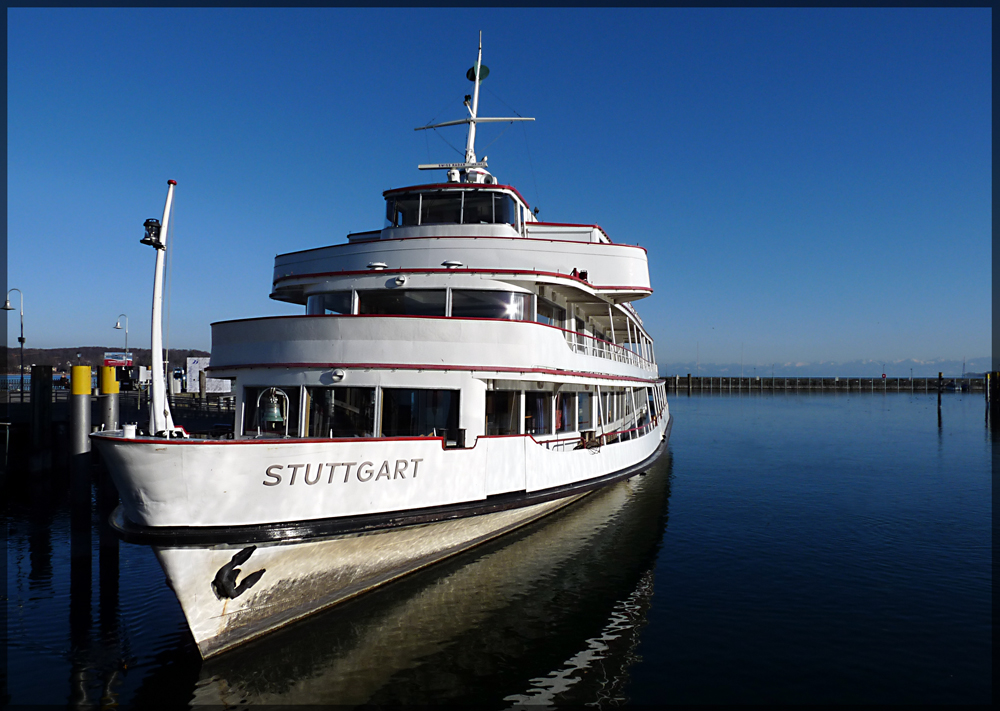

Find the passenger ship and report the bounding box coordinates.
[93,39,671,659]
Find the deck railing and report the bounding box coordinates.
[537,403,661,451]
[555,328,657,373]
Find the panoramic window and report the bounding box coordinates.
[306,292,352,315]
[420,194,462,225]
[386,196,420,227]
[304,387,375,438]
[381,388,459,437]
[358,289,446,316]
[485,390,521,435]
[451,290,530,320]
[243,386,300,438]
[462,192,517,226]
[536,298,566,328]
[524,391,552,436]
[386,191,518,227]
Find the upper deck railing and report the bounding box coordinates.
[553,325,657,373]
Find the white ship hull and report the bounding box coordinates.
[98,417,669,657]
[156,495,581,658]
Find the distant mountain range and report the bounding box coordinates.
[659,357,993,378]
[3,346,210,373]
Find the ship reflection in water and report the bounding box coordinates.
[190,452,673,707]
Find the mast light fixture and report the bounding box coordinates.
[141,218,163,249]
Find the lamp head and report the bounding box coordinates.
[114,321,122,330]
[141,218,163,249]
[2,299,12,311]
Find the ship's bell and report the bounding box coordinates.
[261,390,284,423]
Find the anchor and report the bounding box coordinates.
[211,546,266,600]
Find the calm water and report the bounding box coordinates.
[4,393,992,706]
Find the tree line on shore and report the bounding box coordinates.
[3,346,210,373]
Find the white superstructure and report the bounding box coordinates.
[93,37,671,659]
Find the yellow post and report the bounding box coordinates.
[71,366,92,396]
[70,366,92,455]
[99,366,119,395]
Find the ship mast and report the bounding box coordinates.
[464,33,484,164]
[415,33,533,182]
[142,180,178,436]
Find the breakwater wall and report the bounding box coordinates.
[665,375,985,393]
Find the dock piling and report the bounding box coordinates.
[70,366,92,461]
[29,365,53,472]
[99,366,119,432]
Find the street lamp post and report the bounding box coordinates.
[114,314,129,359]
[3,289,25,403]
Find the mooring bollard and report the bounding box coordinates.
[70,366,92,459]
[99,366,119,432]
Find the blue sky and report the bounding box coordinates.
[6,8,992,369]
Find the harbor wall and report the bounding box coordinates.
[665,375,985,393]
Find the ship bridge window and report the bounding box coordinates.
[304,387,375,438]
[462,192,517,226]
[421,194,462,225]
[451,290,530,320]
[387,195,420,227]
[385,192,518,227]
[359,289,446,316]
[380,388,459,438]
[307,292,352,315]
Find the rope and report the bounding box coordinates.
[484,86,523,117]
[521,122,542,213]
[433,128,465,157]
[483,86,541,207]
[481,120,515,155]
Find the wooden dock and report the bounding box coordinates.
[665,375,985,393]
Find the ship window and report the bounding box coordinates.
[556,392,575,433]
[380,388,459,437]
[486,390,520,435]
[451,290,530,320]
[304,387,375,438]
[420,194,462,225]
[494,194,516,226]
[243,386,301,438]
[358,289,446,316]
[307,292,352,315]
[386,196,420,227]
[578,392,593,430]
[524,391,552,435]
[536,298,565,328]
[461,192,517,226]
